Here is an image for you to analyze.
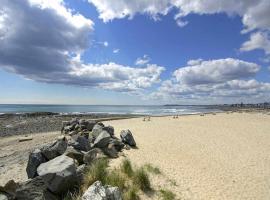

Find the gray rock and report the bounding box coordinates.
[70,135,91,152]
[93,131,111,148]
[85,120,96,131]
[37,155,77,194]
[64,147,84,165]
[0,194,8,200]
[26,149,46,178]
[83,148,107,165]
[82,181,122,200]
[76,164,86,184]
[15,177,58,200]
[102,144,118,158]
[109,138,125,152]
[103,126,114,136]
[0,180,18,199]
[41,137,68,160]
[120,130,136,147]
[89,124,104,142]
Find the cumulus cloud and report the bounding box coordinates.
[240,32,270,55]
[173,58,260,85]
[135,55,151,66]
[0,0,164,93]
[149,58,270,103]
[88,0,270,56]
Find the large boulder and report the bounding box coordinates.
[15,177,58,200]
[89,124,104,142]
[41,137,68,160]
[85,120,96,131]
[69,135,91,152]
[93,131,111,148]
[82,181,122,200]
[109,138,125,152]
[103,126,114,136]
[120,130,136,147]
[26,149,46,178]
[83,148,106,165]
[37,155,77,194]
[64,147,84,165]
[102,143,118,158]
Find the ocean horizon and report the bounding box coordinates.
[0,104,221,116]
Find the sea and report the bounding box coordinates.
[0,104,221,116]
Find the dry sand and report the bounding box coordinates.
[1,112,270,199]
[106,112,270,200]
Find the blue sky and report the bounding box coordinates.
[0,0,270,104]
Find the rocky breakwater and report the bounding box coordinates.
[0,118,136,200]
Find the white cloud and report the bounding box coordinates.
[0,0,164,93]
[69,62,165,91]
[88,0,270,56]
[149,58,269,103]
[135,54,151,66]
[113,49,120,53]
[240,32,270,55]
[173,58,260,85]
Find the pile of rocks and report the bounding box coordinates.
[0,119,136,200]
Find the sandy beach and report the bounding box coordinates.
[107,112,270,200]
[1,112,270,199]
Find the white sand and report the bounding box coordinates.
[106,113,270,200]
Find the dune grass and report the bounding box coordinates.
[123,186,140,200]
[133,167,151,192]
[159,189,176,200]
[144,163,161,175]
[121,159,134,177]
[71,158,164,199]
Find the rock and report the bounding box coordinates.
[61,121,70,133]
[0,194,8,200]
[103,126,114,136]
[26,149,46,178]
[0,180,18,199]
[97,122,105,127]
[85,120,96,131]
[64,147,84,165]
[37,155,77,194]
[93,131,111,148]
[70,135,91,152]
[102,143,118,158]
[83,148,107,165]
[76,164,86,184]
[15,177,58,200]
[120,130,136,147]
[89,124,104,142]
[82,181,122,200]
[41,137,68,160]
[109,138,125,151]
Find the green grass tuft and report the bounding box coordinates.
[144,163,161,175]
[106,170,127,190]
[123,186,140,200]
[133,168,151,192]
[121,159,134,177]
[82,158,109,190]
[159,189,176,200]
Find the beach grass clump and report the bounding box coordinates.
[123,186,140,200]
[105,170,127,190]
[62,191,81,200]
[81,158,109,190]
[159,189,176,200]
[144,163,161,175]
[121,159,134,177]
[133,168,151,192]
